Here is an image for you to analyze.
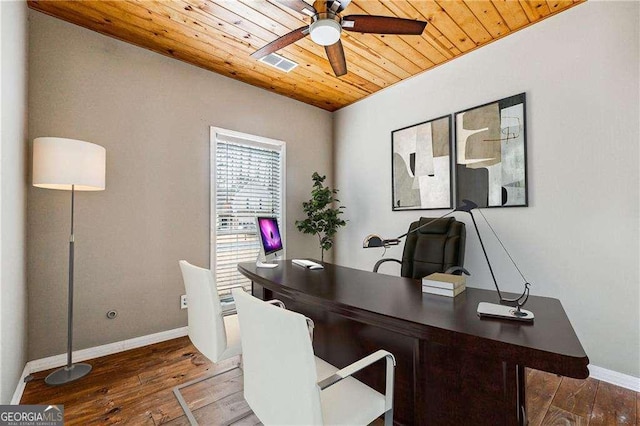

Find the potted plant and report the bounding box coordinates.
[296,172,346,262]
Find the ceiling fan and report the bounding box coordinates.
[251,0,428,77]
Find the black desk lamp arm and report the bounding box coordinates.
[468,211,502,300]
[364,201,478,249]
[466,210,530,308]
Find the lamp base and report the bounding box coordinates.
[45,363,92,386]
[477,302,534,322]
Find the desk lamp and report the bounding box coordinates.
[363,199,534,322]
[33,137,106,385]
[363,199,477,249]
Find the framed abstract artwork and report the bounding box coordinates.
[391,115,453,210]
[454,93,528,208]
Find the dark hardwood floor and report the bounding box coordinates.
[21,336,638,425]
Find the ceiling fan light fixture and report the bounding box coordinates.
[310,16,342,46]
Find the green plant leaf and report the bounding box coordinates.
[296,172,347,257]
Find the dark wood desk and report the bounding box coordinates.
[238,261,589,426]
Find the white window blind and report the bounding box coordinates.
[211,128,285,295]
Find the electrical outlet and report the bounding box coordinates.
[180,294,187,309]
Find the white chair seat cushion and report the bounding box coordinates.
[219,314,242,360]
[315,356,386,425]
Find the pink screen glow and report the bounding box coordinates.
[258,217,282,254]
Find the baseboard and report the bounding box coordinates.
[589,365,640,392]
[121,326,188,352]
[10,364,32,405]
[11,326,188,404]
[13,327,638,404]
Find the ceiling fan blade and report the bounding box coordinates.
[325,40,347,77]
[275,0,317,16]
[251,26,309,59]
[342,15,427,35]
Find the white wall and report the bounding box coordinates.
[334,1,639,378]
[0,0,29,403]
[28,11,332,360]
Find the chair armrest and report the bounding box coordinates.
[306,317,315,341]
[317,350,395,414]
[444,266,470,276]
[265,299,286,308]
[223,298,284,316]
[318,350,395,389]
[264,298,314,340]
[373,258,402,273]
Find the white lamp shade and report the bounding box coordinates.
[33,137,106,191]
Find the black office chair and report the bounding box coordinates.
[373,217,467,279]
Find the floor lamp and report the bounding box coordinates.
[32,137,106,385]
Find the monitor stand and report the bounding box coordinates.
[256,252,280,269]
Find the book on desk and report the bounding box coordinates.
[422,272,466,297]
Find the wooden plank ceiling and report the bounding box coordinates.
[27,0,585,111]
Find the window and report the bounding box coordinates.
[210,127,285,296]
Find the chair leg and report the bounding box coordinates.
[384,409,394,426]
[173,363,251,426]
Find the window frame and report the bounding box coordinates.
[210,126,286,294]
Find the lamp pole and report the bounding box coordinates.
[45,184,93,385]
[67,184,75,370]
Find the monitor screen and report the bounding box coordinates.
[257,216,283,256]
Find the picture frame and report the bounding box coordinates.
[391,115,453,211]
[454,93,528,208]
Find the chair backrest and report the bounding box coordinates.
[179,260,227,363]
[401,217,466,279]
[232,288,323,425]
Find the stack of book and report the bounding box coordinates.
[422,273,466,297]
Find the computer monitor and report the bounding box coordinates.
[256,216,283,267]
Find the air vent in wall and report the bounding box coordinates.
[258,53,298,73]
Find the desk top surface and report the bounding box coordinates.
[238,260,589,377]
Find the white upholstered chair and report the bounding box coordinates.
[173,260,246,425]
[232,288,396,426]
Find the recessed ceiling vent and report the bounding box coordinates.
[259,53,298,73]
